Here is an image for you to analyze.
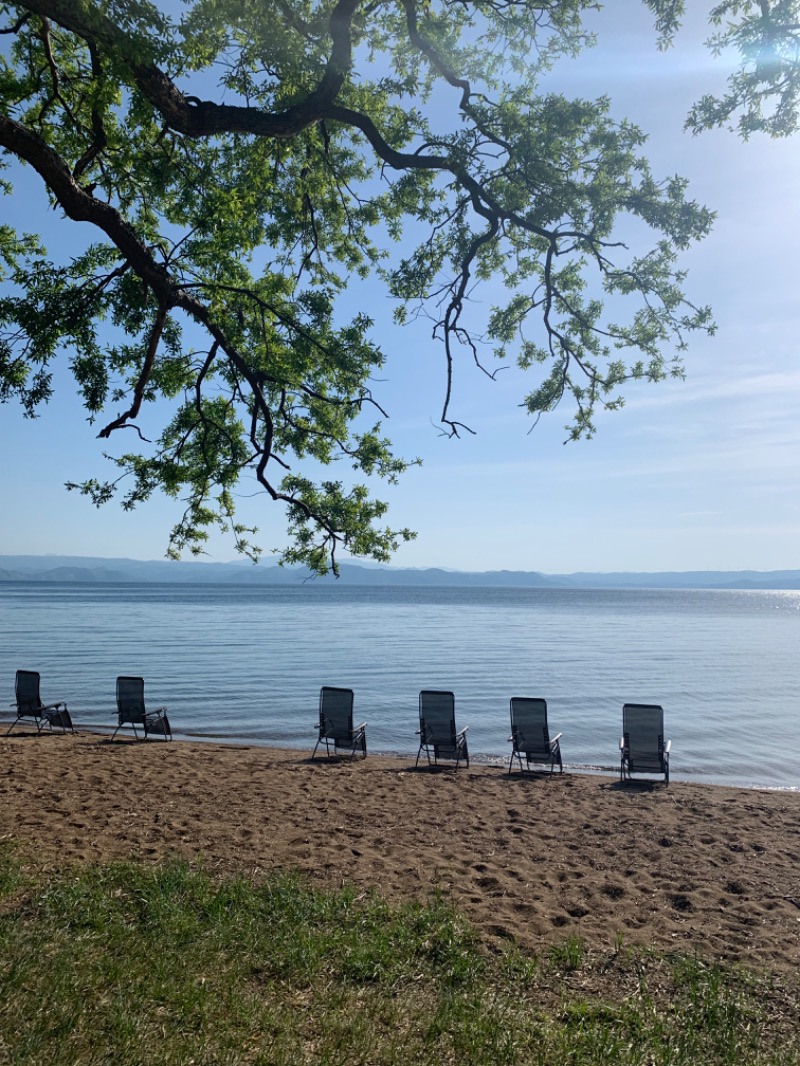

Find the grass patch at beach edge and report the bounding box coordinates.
[0,843,798,1065]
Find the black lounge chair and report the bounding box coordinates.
[8,670,74,734]
[112,676,172,741]
[416,690,469,769]
[508,697,562,774]
[620,703,670,784]
[312,686,367,760]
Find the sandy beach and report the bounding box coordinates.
[2,731,799,971]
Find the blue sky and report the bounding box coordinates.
[1,3,799,572]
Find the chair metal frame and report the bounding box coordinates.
[7,670,74,735]
[620,702,670,784]
[508,697,563,775]
[312,686,367,760]
[416,690,469,769]
[112,676,172,741]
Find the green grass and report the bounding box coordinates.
[0,843,798,1065]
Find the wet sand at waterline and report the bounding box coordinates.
[2,733,799,971]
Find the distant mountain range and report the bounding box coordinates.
[1,554,799,589]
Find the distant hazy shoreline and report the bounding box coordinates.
[1,554,799,590]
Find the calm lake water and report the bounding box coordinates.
[1,583,798,789]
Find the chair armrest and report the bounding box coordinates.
[41,700,66,711]
[619,737,625,750]
[456,726,469,739]
[355,721,367,731]
[664,740,672,754]
[550,732,563,746]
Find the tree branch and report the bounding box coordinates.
[20,0,360,139]
[97,303,168,437]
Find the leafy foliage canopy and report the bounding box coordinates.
[0,0,726,569]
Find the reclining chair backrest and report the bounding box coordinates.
[117,676,146,726]
[320,686,354,743]
[510,697,550,756]
[15,670,42,715]
[623,703,665,771]
[419,690,456,746]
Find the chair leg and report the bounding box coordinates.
[312,734,332,759]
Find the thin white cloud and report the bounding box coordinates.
[625,369,800,413]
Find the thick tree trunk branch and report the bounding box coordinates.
[0,114,174,296]
[16,0,556,254]
[19,0,360,139]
